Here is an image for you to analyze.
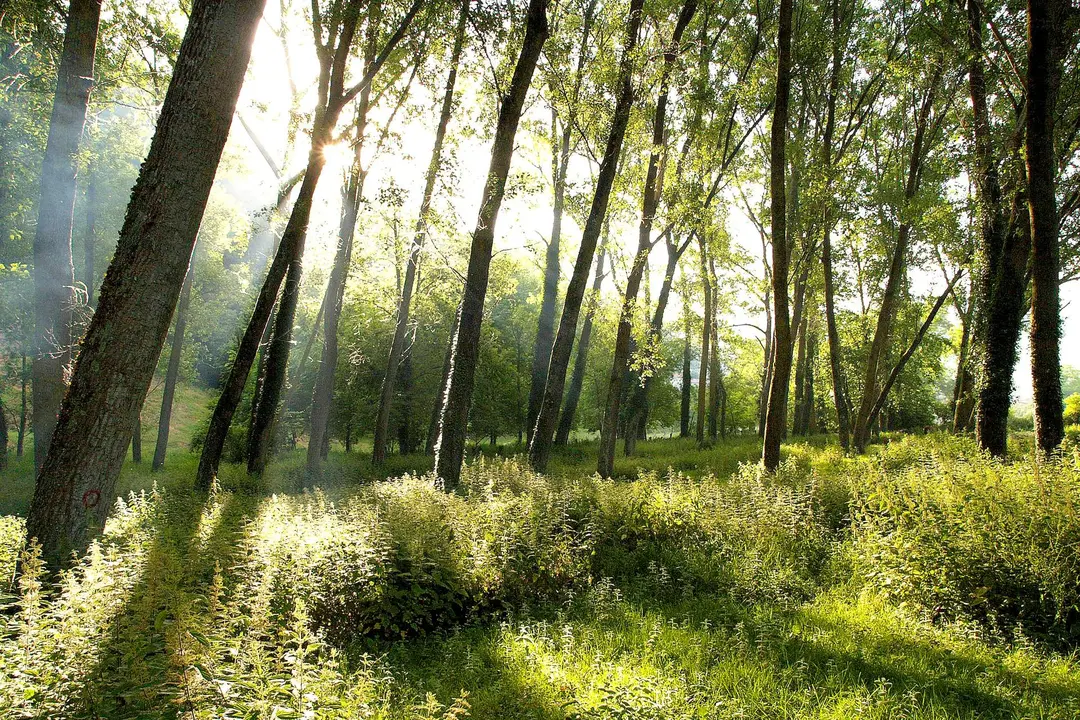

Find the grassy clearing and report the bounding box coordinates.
[1,432,1079,718]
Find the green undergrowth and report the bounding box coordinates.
[1,433,1079,718]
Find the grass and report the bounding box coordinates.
[1,419,1079,719]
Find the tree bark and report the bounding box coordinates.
[1026,0,1067,454]
[152,260,193,471]
[0,396,8,471]
[17,351,27,457]
[793,309,809,435]
[527,0,644,473]
[25,0,264,566]
[307,39,376,475]
[432,0,549,490]
[373,0,469,464]
[425,311,458,454]
[130,414,141,463]
[32,0,102,472]
[598,0,697,478]
[696,237,712,446]
[761,0,793,472]
[555,247,606,446]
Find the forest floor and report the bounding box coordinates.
[1,423,1079,719]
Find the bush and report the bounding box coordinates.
[852,439,1080,644]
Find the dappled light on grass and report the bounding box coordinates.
[1,434,1080,717]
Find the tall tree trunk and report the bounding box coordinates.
[17,351,27,457]
[433,0,549,490]
[951,292,975,432]
[24,0,264,566]
[680,286,692,438]
[528,0,645,473]
[397,332,415,453]
[131,414,141,463]
[697,236,712,445]
[969,0,1023,456]
[708,303,720,444]
[84,171,96,307]
[307,64,374,475]
[528,116,571,444]
[555,247,606,446]
[852,76,937,452]
[373,0,469,464]
[152,260,193,471]
[1026,0,1067,455]
[761,0,794,472]
[32,0,102,472]
[758,288,772,437]
[598,0,697,478]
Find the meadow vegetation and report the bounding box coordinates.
[2,433,1078,719]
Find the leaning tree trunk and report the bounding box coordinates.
[852,76,937,452]
[84,172,96,307]
[555,247,606,446]
[527,0,643,473]
[307,64,375,475]
[761,0,794,472]
[152,262,193,471]
[31,0,102,472]
[373,0,469,464]
[432,0,549,490]
[598,0,697,478]
[25,0,265,567]
[1025,0,1066,455]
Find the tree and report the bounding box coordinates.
[373,0,470,465]
[1026,0,1073,455]
[197,0,422,486]
[597,0,697,478]
[528,0,646,473]
[31,0,102,471]
[555,245,607,445]
[151,259,193,471]
[432,0,550,490]
[24,0,267,566]
[762,0,794,472]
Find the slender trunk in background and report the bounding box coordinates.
[852,76,937,452]
[25,0,265,566]
[527,0,643,473]
[866,272,963,432]
[397,333,415,453]
[32,0,102,472]
[758,288,772,436]
[374,0,469,464]
[308,67,374,476]
[680,288,692,438]
[1025,0,1067,455]
[793,310,808,435]
[708,311,720,444]
[555,246,606,446]
[0,396,8,470]
[152,261,193,471]
[130,415,141,463]
[528,118,570,444]
[821,0,850,449]
[599,0,697,478]
[969,0,1023,456]
[426,311,458,454]
[761,0,794,472]
[433,0,549,490]
[696,236,712,445]
[951,293,975,432]
[84,172,96,307]
[17,352,27,457]
[625,234,689,455]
